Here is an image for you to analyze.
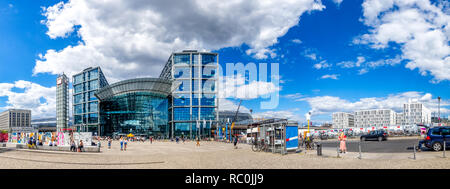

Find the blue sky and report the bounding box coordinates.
[0,0,449,122]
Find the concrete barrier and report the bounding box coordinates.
[16,144,100,153]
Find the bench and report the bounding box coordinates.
[15,144,100,152]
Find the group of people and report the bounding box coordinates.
[70,139,84,152]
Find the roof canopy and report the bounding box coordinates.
[95,78,172,101]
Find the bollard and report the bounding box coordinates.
[358,141,362,159]
[337,144,340,158]
[413,144,416,160]
[444,140,446,158]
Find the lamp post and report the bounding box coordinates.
[438,96,441,125]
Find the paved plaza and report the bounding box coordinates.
[0,139,449,169]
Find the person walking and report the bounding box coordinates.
[339,132,347,153]
[196,136,200,147]
[108,137,112,149]
[120,137,124,151]
[124,137,128,151]
[233,135,238,149]
[150,136,153,144]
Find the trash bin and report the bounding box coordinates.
[316,143,322,156]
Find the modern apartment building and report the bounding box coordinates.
[332,112,354,129]
[72,67,109,134]
[0,109,33,132]
[354,109,396,128]
[403,101,431,125]
[56,73,69,132]
[160,50,219,139]
[395,112,404,125]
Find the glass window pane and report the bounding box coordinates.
[174,108,190,121]
[192,54,198,65]
[89,79,98,90]
[74,74,83,84]
[174,67,190,79]
[74,94,83,104]
[174,54,190,64]
[202,79,215,92]
[175,80,190,92]
[74,84,83,94]
[202,66,216,78]
[173,94,190,106]
[202,54,216,64]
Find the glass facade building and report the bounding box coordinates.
[160,50,219,139]
[72,67,109,134]
[95,78,172,137]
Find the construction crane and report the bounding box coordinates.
[230,99,243,138]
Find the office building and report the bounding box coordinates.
[354,109,396,128]
[72,67,109,134]
[160,50,219,138]
[0,109,33,133]
[332,112,354,129]
[403,101,431,125]
[96,78,171,137]
[56,73,69,132]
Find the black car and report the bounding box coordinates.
[360,130,388,141]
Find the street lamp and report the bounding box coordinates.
[438,96,441,125]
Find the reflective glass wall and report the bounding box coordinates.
[160,51,218,139]
[72,67,109,135]
[100,92,169,137]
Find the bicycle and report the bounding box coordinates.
[252,139,267,152]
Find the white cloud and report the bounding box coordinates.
[304,52,317,60]
[291,39,303,44]
[218,74,281,99]
[358,68,368,75]
[320,74,339,80]
[218,98,250,113]
[300,91,450,116]
[0,81,56,119]
[313,60,332,69]
[35,0,326,82]
[358,0,450,82]
[332,0,343,6]
[252,109,302,121]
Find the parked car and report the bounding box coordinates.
[360,130,388,141]
[419,126,450,151]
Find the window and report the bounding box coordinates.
[202,54,216,64]
[431,129,441,136]
[192,67,200,78]
[89,102,98,112]
[89,91,97,101]
[88,113,98,124]
[192,80,201,91]
[173,94,190,106]
[442,129,450,136]
[175,80,190,92]
[174,67,190,79]
[202,66,216,78]
[89,69,98,80]
[75,104,83,114]
[174,54,190,64]
[174,108,190,121]
[73,74,83,84]
[74,94,83,104]
[74,84,83,94]
[89,80,98,90]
